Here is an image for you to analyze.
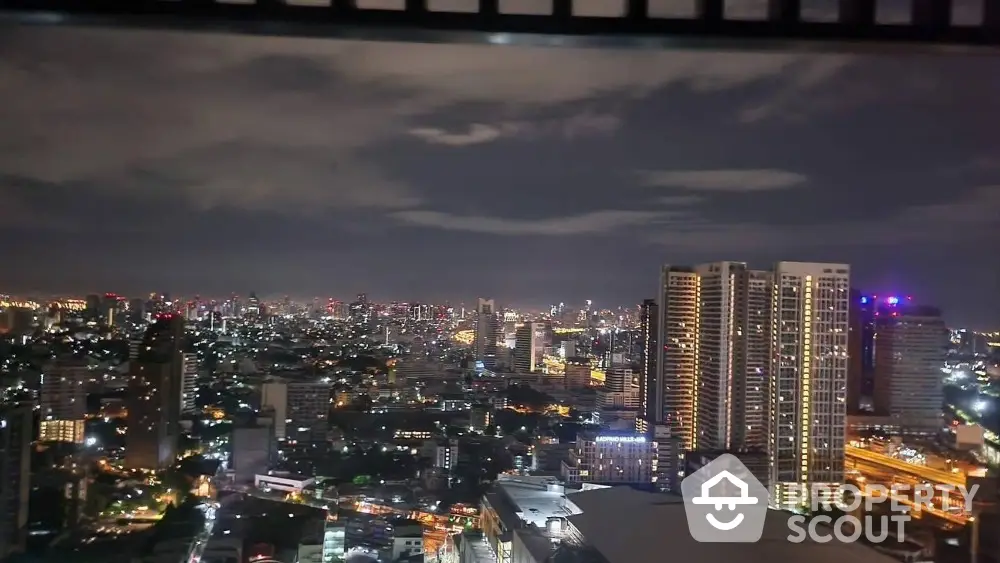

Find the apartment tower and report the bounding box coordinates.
[654,262,771,452]
[768,262,850,506]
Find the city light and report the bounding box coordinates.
[596,435,646,443]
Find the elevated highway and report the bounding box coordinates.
[845,445,966,488]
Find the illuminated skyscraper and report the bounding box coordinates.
[635,299,658,435]
[768,262,849,506]
[474,298,498,370]
[655,266,699,451]
[654,261,848,503]
[872,300,946,431]
[180,353,199,415]
[654,262,771,452]
[513,322,545,373]
[125,314,185,470]
[39,359,88,443]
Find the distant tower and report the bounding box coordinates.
[872,299,946,431]
[513,322,545,373]
[473,298,498,370]
[636,299,658,435]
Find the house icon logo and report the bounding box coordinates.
[681,454,768,542]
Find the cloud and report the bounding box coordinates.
[391,209,672,235]
[646,185,1000,252]
[638,169,807,191]
[409,123,517,146]
[654,195,705,206]
[409,114,620,146]
[0,26,851,217]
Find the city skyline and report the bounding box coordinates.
[2,11,999,328]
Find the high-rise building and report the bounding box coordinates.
[636,299,658,435]
[180,353,199,415]
[653,262,770,452]
[128,297,146,323]
[513,322,546,373]
[125,314,185,470]
[597,366,642,428]
[654,260,849,504]
[731,267,772,450]
[655,266,699,451]
[286,381,332,443]
[562,432,656,485]
[768,262,849,506]
[692,262,771,451]
[39,359,88,443]
[847,290,877,412]
[473,298,498,370]
[872,300,946,431]
[0,405,32,559]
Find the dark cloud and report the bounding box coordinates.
[0,10,998,327]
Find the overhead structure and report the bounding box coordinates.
[0,0,998,50]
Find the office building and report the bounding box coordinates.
[433,440,459,470]
[39,359,88,443]
[768,262,849,505]
[872,300,947,431]
[563,357,591,390]
[125,314,185,470]
[473,298,499,370]
[514,322,546,373]
[262,379,332,444]
[560,341,576,359]
[231,420,276,483]
[0,405,31,559]
[288,381,331,443]
[598,366,641,423]
[562,433,655,485]
[597,369,642,430]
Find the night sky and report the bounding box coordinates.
[1,0,998,327]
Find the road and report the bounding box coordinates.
[845,459,974,527]
[845,446,966,488]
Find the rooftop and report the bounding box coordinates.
[567,488,901,563]
[493,476,582,529]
